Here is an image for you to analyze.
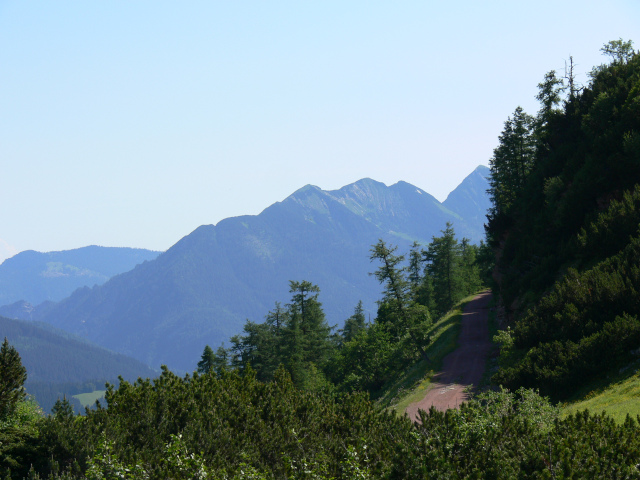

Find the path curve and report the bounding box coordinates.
[406,291,492,421]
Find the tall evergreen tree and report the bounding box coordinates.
[370,240,430,358]
[487,106,536,219]
[535,70,564,122]
[0,338,27,419]
[342,300,366,343]
[370,240,411,323]
[230,321,277,380]
[211,344,229,376]
[197,345,216,374]
[285,281,332,368]
[459,237,482,294]
[424,223,465,314]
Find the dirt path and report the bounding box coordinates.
[406,291,492,421]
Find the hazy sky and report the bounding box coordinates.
[1,1,638,262]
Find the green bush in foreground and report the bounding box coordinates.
[6,369,640,479]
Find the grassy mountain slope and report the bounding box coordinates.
[32,174,489,372]
[0,246,160,309]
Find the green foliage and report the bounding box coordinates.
[27,367,415,479]
[535,70,565,124]
[341,301,366,344]
[486,42,640,401]
[487,106,536,219]
[0,338,27,420]
[601,38,636,64]
[4,343,640,479]
[398,389,640,479]
[229,282,334,390]
[0,395,44,479]
[327,230,481,398]
[196,345,216,374]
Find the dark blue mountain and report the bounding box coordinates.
[443,165,491,228]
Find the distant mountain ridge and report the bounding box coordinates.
[443,165,491,226]
[0,246,160,308]
[24,168,490,372]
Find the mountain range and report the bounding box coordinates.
[2,166,490,372]
[0,246,160,309]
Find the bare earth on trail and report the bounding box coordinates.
[406,291,492,421]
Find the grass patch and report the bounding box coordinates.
[73,390,106,408]
[560,361,640,424]
[377,292,483,415]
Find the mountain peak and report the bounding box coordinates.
[443,164,491,226]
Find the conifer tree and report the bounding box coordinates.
[197,345,216,374]
[0,338,27,419]
[284,281,332,370]
[370,240,430,357]
[212,344,229,376]
[342,300,366,343]
[460,237,482,294]
[487,106,536,219]
[370,240,411,324]
[424,223,465,314]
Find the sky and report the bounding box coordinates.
[1,1,638,263]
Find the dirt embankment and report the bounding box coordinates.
[405,291,492,421]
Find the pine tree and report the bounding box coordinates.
[197,345,216,374]
[285,281,332,369]
[460,237,482,294]
[370,240,430,358]
[343,300,366,343]
[424,223,465,314]
[487,106,536,219]
[0,338,27,419]
[212,344,229,376]
[369,240,411,324]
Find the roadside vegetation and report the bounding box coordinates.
[382,294,476,414]
[486,39,640,412]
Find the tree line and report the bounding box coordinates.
[199,223,485,395]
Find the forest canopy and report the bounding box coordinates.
[486,39,640,399]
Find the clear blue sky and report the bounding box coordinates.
[1,1,638,262]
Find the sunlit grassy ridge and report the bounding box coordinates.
[376,292,481,414]
[73,389,106,408]
[561,361,640,423]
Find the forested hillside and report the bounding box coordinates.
[0,316,157,413]
[486,40,640,399]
